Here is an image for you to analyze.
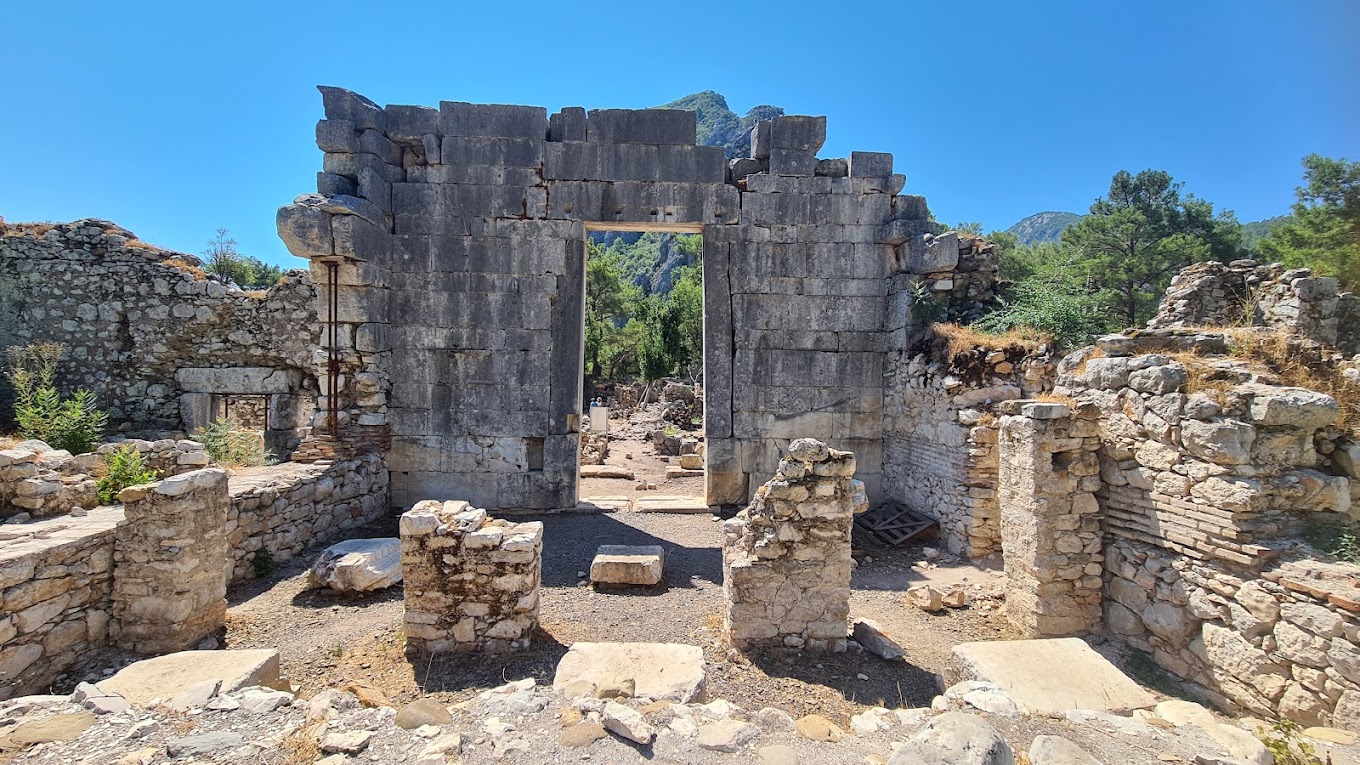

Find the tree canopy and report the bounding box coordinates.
[1258,154,1360,289]
[203,228,285,290]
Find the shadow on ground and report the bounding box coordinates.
[524,512,723,589]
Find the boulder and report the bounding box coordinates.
[98,649,280,705]
[1028,735,1103,765]
[308,538,402,592]
[554,642,704,702]
[395,698,454,729]
[888,711,1014,765]
[696,720,760,752]
[602,701,654,744]
[794,714,844,742]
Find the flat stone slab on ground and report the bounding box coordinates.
[952,638,1155,715]
[581,465,635,479]
[591,545,665,585]
[554,642,705,703]
[308,537,402,592]
[576,497,630,512]
[632,495,710,514]
[97,649,281,706]
[665,467,705,479]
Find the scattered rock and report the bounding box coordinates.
[341,680,391,708]
[753,707,796,731]
[167,731,246,757]
[237,686,294,713]
[758,744,803,765]
[942,588,969,608]
[602,700,655,744]
[794,713,844,742]
[308,537,402,592]
[320,729,375,754]
[1029,735,1104,765]
[3,712,96,745]
[695,719,760,752]
[560,721,607,747]
[167,679,220,712]
[853,618,905,660]
[395,698,454,729]
[908,585,944,612]
[1303,726,1356,745]
[889,711,1014,765]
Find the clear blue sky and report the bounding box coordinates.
[3,1,1357,268]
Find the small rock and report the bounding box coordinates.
[418,732,462,759]
[320,730,374,754]
[167,731,245,757]
[124,720,159,740]
[758,744,803,765]
[115,747,160,765]
[853,618,905,660]
[851,708,892,735]
[794,713,843,742]
[942,588,968,608]
[168,679,221,712]
[560,721,608,747]
[696,719,760,752]
[395,698,454,729]
[753,707,796,731]
[908,585,944,612]
[602,700,655,744]
[923,547,940,560]
[237,687,294,714]
[1029,735,1104,765]
[857,673,870,681]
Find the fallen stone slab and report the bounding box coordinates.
[665,467,705,479]
[581,465,635,479]
[952,638,1155,715]
[554,642,705,703]
[167,731,245,757]
[1,712,96,746]
[591,545,664,585]
[98,649,281,706]
[632,495,710,513]
[852,618,905,660]
[308,538,402,592]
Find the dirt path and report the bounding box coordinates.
[221,509,1014,725]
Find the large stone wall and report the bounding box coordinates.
[226,454,388,581]
[277,86,997,510]
[0,219,319,442]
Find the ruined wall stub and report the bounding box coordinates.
[279,87,943,510]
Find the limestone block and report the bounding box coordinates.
[586,108,696,145]
[315,119,358,153]
[904,233,960,275]
[318,86,386,132]
[276,202,334,260]
[769,115,826,153]
[98,649,280,705]
[549,107,587,142]
[553,642,705,702]
[953,638,1156,715]
[590,545,664,586]
[384,104,439,142]
[439,101,547,140]
[849,151,893,178]
[308,538,402,592]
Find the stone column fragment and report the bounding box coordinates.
[722,438,863,651]
[111,468,229,654]
[400,500,542,654]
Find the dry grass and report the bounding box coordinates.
[279,721,325,765]
[163,257,207,281]
[1226,329,1360,433]
[1034,392,1077,406]
[932,322,1048,362]
[974,411,999,428]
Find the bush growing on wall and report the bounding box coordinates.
[96,444,160,505]
[5,343,108,454]
[197,418,267,466]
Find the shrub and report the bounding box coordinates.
[974,279,1110,350]
[6,343,108,454]
[1302,520,1360,564]
[96,445,160,505]
[1258,718,1321,765]
[252,548,274,578]
[197,418,266,466]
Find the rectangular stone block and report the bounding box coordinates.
[586,109,696,145]
[769,115,826,153]
[894,194,930,221]
[332,214,392,269]
[768,149,817,178]
[440,136,544,168]
[384,104,439,142]
[316,119,357,153]
[319,86,386,131]
[176,368,299,394]
[751,121,772,159]
[549,107,587,142]
[850,151,893,178]
[439,101,547,140]
[590,545,664,585]
[656,144,727,184]
[359,129,401,165]
[317,171,356,196]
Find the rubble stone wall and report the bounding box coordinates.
[1,439,209,520]
[722,439,864,651]
[399,500,542,653]
[0,220,319,440]
[277,87,1000,510]
[0,509,120,700]
[226,454,389,581]
[111,468,229,654]
[998,401,1104,637]
[1148,260,1358,352]
[882,336,1052,557]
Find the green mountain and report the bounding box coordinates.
[1240,214,1292,252]
[658,91,784,159]
[1006,211,1084,244]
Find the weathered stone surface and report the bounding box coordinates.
[852,618,905,659]
[308,538,402,592]
[395,698,454,729]
[953,639,1155,715]
[695,719,760,752]
[601,700,653,744]
[98,649,280,705]
[553,642,704,703]
[589,545,664,585]
[1028,735,1103,765]
[888,711,1014,765]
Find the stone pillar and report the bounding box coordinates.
[111,468,229,654]
[399,500,542,654]
[722,439,864,651]
[998,401,1103,637]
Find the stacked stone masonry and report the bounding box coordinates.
[226,454,389,581]
[882,333,1054,556]
[0,508,120,701]
[997,401,1104,637]
[111,468,230,655]
[1148,259,1360,354]
[400,500,543,654]
[277,86,999,510]
[0,220,320,450]
[722,438,865,651]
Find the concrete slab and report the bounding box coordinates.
[951,638,1155,715]
[591,545,664,585]
[97,650,281,706]
[553,642,705,702]
[581,465,635,480]
[632,495,710,514]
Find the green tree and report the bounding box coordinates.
[203,228,285,289]
[584,242,641,378]
[668,264,704,379]
[1062,169,1241,327]
[1259,154,1360,289]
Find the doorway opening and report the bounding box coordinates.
[578,223,706,510]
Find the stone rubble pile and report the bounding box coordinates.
[722,438,863,651]
[400,500,543,654]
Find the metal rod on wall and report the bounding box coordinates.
[326,261,339,437]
